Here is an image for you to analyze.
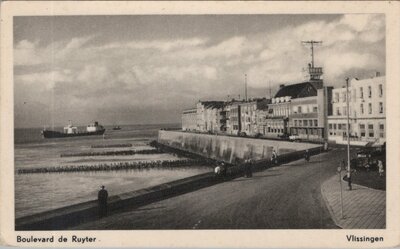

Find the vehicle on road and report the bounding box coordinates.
[352,147,386,171]
[289,134,300,142]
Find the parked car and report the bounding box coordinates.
[278,133,290,140]
[289,134,300,142]
[254,133,263,138]
[238,132,247,137]
[353,147,386,171]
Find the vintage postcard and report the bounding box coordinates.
[1,1,399,248]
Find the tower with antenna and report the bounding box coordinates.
[302,40,323,81]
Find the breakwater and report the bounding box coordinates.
[60,149,162,157]
[17,159,208,174]
[158,130,322,163]
[91,143,132,148]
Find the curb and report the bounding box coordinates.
[320,177,343,229]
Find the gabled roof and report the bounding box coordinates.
[274,81,322,99]
[200,101,225,109]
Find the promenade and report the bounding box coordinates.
[72,148,351,229]
[321,174,386,229]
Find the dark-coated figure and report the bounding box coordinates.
[98,185,108,218]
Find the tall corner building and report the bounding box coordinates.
[327,73,386,146]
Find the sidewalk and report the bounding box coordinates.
[321,174,385,229]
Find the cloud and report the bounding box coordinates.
[14,40,42,66]
[15,70,72,90]
[14,14,385,127]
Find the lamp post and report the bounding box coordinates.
[346,77,351,188]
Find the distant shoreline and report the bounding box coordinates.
[14,122,181,130]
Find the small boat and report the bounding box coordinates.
[112,126,122,130]
[41,121,106,139]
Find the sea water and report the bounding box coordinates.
[14,124,211,218]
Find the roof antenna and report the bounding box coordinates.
[301,40,322,67]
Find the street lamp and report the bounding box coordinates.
[346,77,351,190]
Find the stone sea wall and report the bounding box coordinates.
[158,130,321,163]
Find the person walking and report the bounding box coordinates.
[304,149,310,162]
[340,160,352,191]
[378,160,384,177]
[220,162,227,179]
[247,159,253,178]
[271,150,278,166]
[347,170,353,191]
[323,140,329,151]
[98,185,108,218]
[214,164,221,179]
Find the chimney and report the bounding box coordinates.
[279,84,285,89]
[376,72,380,77]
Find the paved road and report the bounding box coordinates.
[73,147,354,229]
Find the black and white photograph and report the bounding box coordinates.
[1,1,400,248]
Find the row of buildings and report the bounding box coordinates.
[182,66,386,146]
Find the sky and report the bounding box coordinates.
[14,14,385,128]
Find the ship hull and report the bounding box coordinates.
[42,129,106,139]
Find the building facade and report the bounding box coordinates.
[264,80,331,141]
[289,86,332,141]
[181,108,197,131]
[327,74,385,145]
[195,101,225,133]
[226,101,242,135]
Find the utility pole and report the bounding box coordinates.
[245,74,248,102]
[302,40,322,67]
[269,81,272,99]
[346,77,351,186]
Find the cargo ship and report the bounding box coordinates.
[112,126,122,130]
[41,121,106,139]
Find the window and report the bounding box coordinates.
[360,87,363,99]
[379,84,383,97]
[299,120,303,127]
[297,106,302,113]
[368,124,374,137]
[359,124,365,130]
[294,120,298,127]
[379,102,383,114]
[343,107,347,116]
[360,104,364,114]
[329,123,333,129]
[313,106,318,112]
[380,124,385,138]
[334,93,339,102]
[336,107,341,116]
[368,103,372,114]
[338,124,342,130]
[304,120,308,126]
[334,124,337,130]
[341,92,346,102]
[314,120,318,127]
[361,132,366,137]
[368,86,372,98]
